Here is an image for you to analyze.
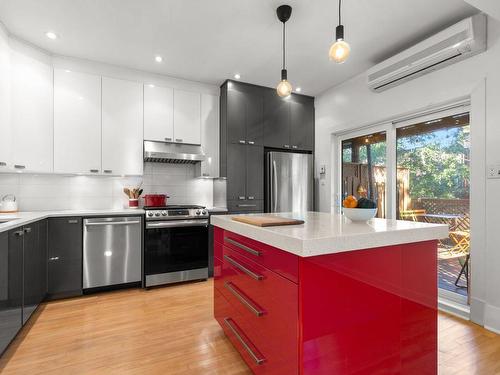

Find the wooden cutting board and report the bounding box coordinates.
[232,215,304,227]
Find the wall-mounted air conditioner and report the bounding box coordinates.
[367,13,486,92]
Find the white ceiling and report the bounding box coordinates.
[0,0,478,95]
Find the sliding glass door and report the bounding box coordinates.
[335,105,471,304]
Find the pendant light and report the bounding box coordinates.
[276,5,293,97]
[329,0,351,63]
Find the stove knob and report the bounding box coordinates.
[161,210,167,216]
[196,210,201,215]
[155,212,161,217]
[147,212,154,217]
[202,210,207,215]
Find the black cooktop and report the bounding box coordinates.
[143,205,205,210]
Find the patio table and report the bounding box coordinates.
[421,213,462,230]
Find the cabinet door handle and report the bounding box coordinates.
[237,204,257,208]
[225,237,261,256]
[238,140,246,144]
[67,219,79,224]
[202,173,210,177]
[247,196,255,200]
[49,256,60,261]
[14,230,24,237]
[90,169,99,173]
[247,141,255,145]
[14,164,26,169]
[103,170,113,174]
[175,138,183,143]
[283,145,290,148]
[0,162,6,166]
[225,282,264,317]
[292,145,298,149]
[24,227,32,234]
[224,255,263,281]
[238,196,245,200]
[224,318,265,365]
[165,137,172,141]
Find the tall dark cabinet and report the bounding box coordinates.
[220,80,315,213]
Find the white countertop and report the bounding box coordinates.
[0,209,144,233]
[210,212,449,257]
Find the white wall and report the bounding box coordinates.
[315,15,500,332]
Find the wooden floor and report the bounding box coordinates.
[0,280,498,375]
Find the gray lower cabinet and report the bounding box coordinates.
[0,230,22,355]
[1,221,47,355]
[47,217,83,300]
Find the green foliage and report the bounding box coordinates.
[397,126,470,199]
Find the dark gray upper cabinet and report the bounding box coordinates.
[47,217,83,299]
[246,144,264,200]
[263,90,290,149]
[263,89,315,151]
[226,143,247,200]
[223,82,264,146]
[0,230,22,355]
[290,95,314,151]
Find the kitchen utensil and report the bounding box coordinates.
[0,194,18,213]
[232,215,304,227]
[143,194,169,207]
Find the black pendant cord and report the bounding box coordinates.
[282,21,286,70]
[339,0,342,25]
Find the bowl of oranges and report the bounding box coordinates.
[342,195,378,222]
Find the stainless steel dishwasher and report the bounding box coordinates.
[83,216,142,289]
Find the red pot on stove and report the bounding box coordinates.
[143,194,169,207]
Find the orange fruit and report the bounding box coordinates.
[343,195,358,208]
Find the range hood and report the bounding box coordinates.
[144,141,205,164]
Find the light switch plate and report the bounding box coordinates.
[487,165,500,179]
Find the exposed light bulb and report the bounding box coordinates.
[276,79,292,97]
[329,39,351,63]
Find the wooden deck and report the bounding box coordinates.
[0,279,498,374]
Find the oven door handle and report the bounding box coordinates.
[146,219,209,229]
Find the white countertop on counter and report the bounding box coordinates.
[0,209,144,233]
[210,212,449,257]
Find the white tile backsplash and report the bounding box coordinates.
[0,162,214,211]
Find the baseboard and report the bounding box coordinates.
[484,304,500,334]
[470,297,486,326]
[438,297,470,320]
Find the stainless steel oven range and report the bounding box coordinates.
[144,205,209,287]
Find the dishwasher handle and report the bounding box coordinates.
[85,220,142,227]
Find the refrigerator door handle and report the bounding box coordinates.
[272,160,278,212]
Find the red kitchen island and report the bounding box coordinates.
[211,212,448,375]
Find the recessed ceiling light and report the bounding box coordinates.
[46,31,57,40]
[155,56,163,63]
[148,84,155,88]
[296,87,302,92]
[234,73,241,79]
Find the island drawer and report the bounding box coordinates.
[214,253,298,374]
[220,228,299,283]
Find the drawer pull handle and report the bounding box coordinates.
[0,162,6,166]
[67,219,79,224]
[165,137,172,141]
[225,238,261,256]
[225,282,264,317]
[49,256,60,261]
[238,140,246,144]
[89,169,99,173]
[247,141,255,145]
[292,145,298,149]
[237,204,257,208]
[224,255,263,281]
[175,138,183,143]
[24,227,32,234]
[224,318,266,365]
[14,164,26,169]
[103,169,113,174]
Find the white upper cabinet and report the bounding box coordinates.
[54,69,102,174]
[144,84,174,142]
[102,77,143,175]
[196,94,220,178]
[0,28,11,172]
[10,43,53,173]
[173,89,201,145]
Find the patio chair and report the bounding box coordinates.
[448,215,470,288]
[399,209,426,222]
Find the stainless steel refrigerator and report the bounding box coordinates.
[266,151,313,213]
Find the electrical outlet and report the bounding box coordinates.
[487,165,500,179]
